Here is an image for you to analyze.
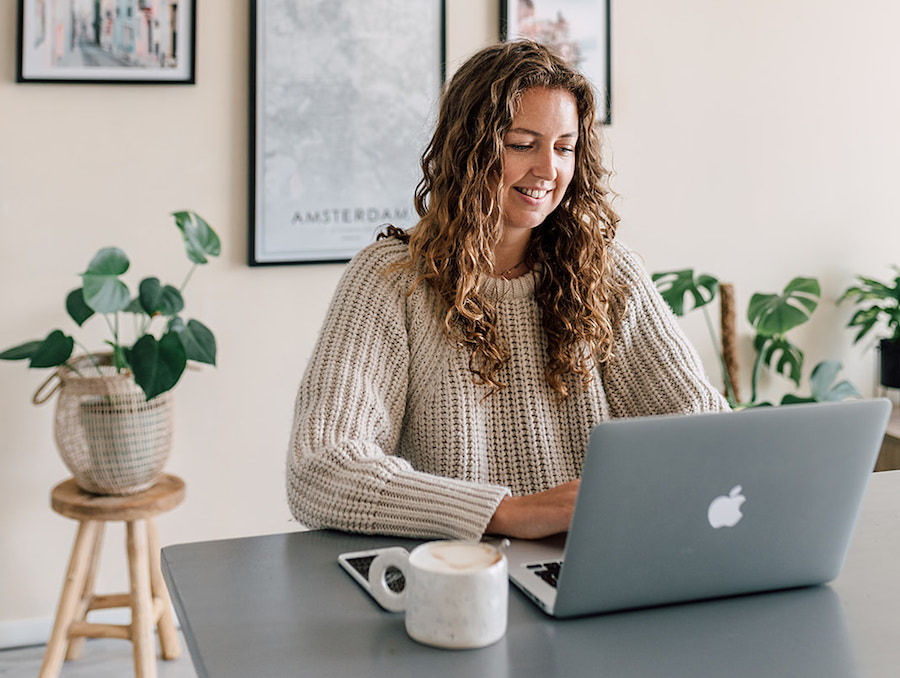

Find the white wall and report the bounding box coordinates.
[1,0,897,644]
[607,1,900,405]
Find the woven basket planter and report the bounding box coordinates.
[36,354,173,495]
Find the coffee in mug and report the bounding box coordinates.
[368,540,508,649]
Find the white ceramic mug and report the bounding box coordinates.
[368,540,508,649]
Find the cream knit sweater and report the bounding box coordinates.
[287,237,729,540]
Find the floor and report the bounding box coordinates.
[0,634,198,677]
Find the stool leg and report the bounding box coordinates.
[147,518,181,660]
[65,522,106,660]
[39,520,101,678]
[127,520,157,678]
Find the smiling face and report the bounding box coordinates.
[498,87,579,238]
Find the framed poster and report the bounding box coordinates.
[16,0,196,84]
[250,0,445,265]
[501,0,611,124]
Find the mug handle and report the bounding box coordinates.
[367,547,410,613]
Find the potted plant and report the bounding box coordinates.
[0,210,220,494]
[653,270,859,407]
[838,267,900,389]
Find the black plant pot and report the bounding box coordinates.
[880,339,900,389]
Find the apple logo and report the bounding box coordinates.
[707,485,746,529]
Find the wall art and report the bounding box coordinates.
[501,0,611,124]
[17,0,196,84]
[250,0,445,265]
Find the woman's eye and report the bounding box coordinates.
[507,144,531,151]
[556,147,574,155]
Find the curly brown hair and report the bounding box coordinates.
[386,40,628,397]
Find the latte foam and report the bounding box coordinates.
[412,541,502,574]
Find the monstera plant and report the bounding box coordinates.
[0,210,220,400]
[652,270,859,407]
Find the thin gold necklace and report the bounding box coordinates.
[497,259,527,279]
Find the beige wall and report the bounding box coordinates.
[1,0,898,644]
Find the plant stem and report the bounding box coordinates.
[72,341,100,375]
[61,361,85,377]
[102,313,123,373]
[180,263,199,293]
[138,311,152,336]
[103,313,117,342]
[750,346,765,404]
[114,314,120,370]
[701,304,738,406]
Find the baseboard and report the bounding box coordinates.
[0,609,132,650]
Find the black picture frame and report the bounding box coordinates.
[16,0,196,84]
[500,0,611,124]
[249,0,446,266]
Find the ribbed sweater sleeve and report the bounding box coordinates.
[286,242,510,540]
[602,243,731,417]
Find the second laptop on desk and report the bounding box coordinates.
[506,398,892,618]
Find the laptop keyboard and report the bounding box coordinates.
[527,561,563,588]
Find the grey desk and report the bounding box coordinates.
[162,471,900,678]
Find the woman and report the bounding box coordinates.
[286,41,728,541]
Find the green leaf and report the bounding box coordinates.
[780,394,816,405]
[651,269,719,317]
[781,360,862,405]
[65,289,94,326]
[807,360,862,402]
[807,360,840,395]
[846,306,882,344]
[170,317,217,365]
[0,340,44,361]
[756,335,804,386]
[81,247,131,313]
[85,247,129,276]
[29,330,74,368]
[840,269,900,344]
[138,277,185,316]
[125,333,187,400]
[173,211,221,265]
[824,381,863,401]
[747,277,820,337]
[840,275,900,303]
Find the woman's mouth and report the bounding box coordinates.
[515,187,550,199]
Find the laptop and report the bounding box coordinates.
[505,398,893,618]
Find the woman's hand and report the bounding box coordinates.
[485,479,580,539]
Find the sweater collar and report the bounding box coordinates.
[482,269,537,300]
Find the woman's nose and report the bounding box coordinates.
[532,148,558,180]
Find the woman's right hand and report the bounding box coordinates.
[485,479,580,539]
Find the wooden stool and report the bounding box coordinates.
[39,474,185,678]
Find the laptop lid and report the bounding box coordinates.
[508,398,892,618]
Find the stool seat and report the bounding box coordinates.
[40,474,185,678]
[51,474,185,523]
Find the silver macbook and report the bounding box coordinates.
[506,398,893,618]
